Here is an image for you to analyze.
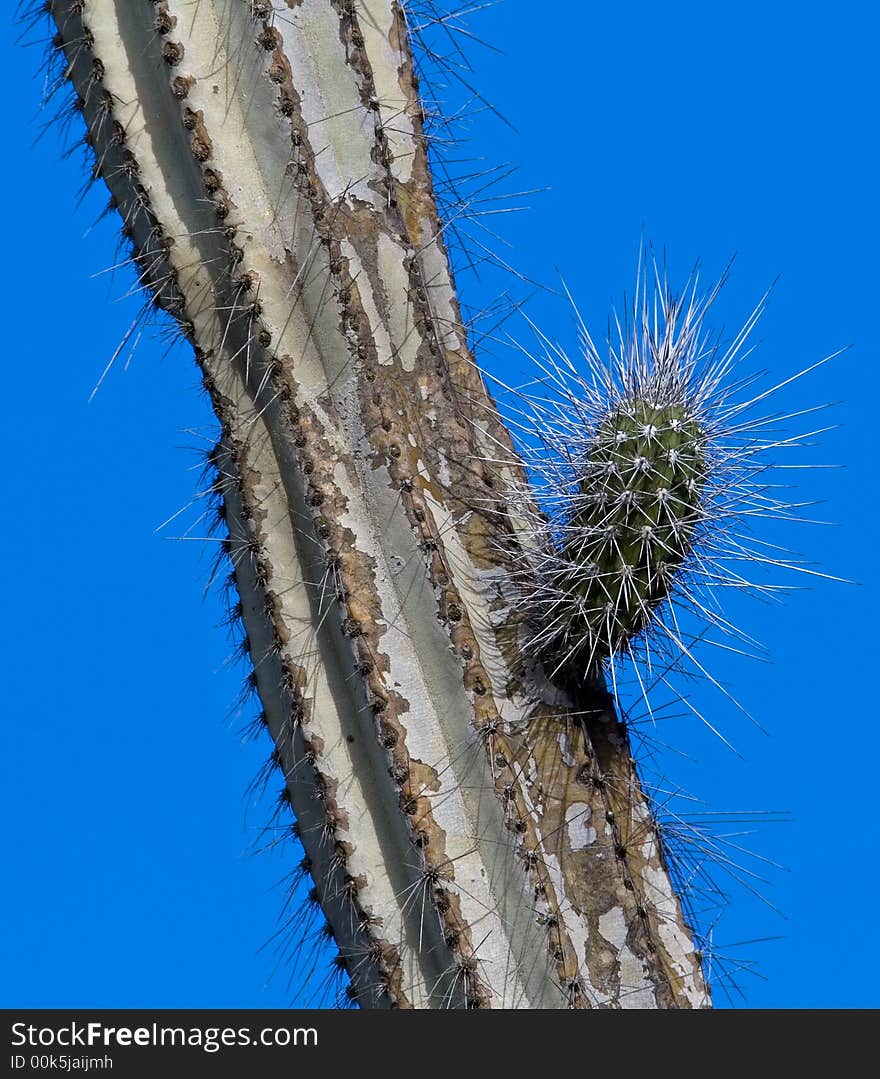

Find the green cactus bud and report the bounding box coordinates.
[496,266,837,705]
[550,399,705,664]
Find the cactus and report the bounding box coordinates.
[537,391,707,676]
[498,267,835,727]
[33,0,714,1008]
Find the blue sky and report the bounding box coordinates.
[2,2,877,1008]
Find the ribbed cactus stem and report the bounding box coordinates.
[43,0,709,1008]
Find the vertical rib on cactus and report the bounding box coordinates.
[48,0,708,1007]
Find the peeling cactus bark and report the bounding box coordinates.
[50,0,709,1008]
